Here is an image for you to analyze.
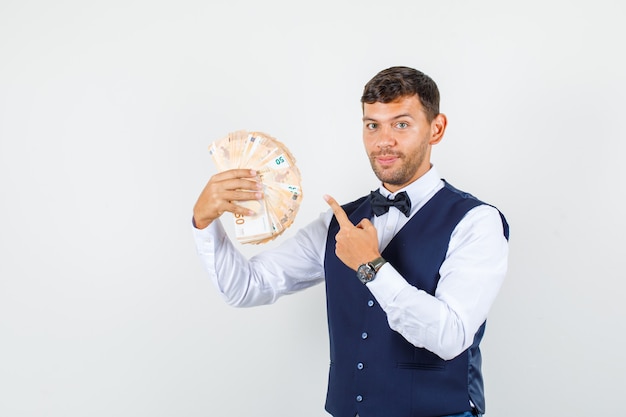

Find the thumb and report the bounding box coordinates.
[356,218,374,230]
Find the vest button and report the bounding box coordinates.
[357,362,364,370]
[367,300,374,307]
[361,332,368,339]
[356,395,363,402]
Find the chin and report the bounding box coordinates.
[374,167,398,182]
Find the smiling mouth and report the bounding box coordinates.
[374,154,401,166]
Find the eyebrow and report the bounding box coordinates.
[362,113,414,122]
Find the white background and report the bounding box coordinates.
[1,1,625,416]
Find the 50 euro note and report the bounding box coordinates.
[231,197,274,244]
[209,134,275,244]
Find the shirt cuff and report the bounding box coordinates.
[366,263,414,308]
[192,219,227,254]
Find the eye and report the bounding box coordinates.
[396,122,408,129]
[365,122,378,130]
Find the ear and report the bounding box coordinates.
[429,113,447,145]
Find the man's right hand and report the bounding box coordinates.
[193,169,263,229]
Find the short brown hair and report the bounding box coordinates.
[361,66,440,121]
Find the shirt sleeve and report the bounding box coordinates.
[192,213,329,307]
[366,204,509,360]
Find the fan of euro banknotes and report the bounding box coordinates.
[208,130,303,244]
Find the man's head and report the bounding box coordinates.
[361,66,440,122]
[361,66,447,192]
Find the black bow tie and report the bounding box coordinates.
[369,190,412,217]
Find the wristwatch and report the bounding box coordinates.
[356,256,387,284]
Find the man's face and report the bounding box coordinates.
[362,95,442,192]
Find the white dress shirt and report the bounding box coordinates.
[193,166,509,360]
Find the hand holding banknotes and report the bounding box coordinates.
[202,130,303,244]
[324,194,381,271]
[193,169,263,230]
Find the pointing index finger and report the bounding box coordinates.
[324,194,354,228]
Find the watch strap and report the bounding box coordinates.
[369,256,386,272]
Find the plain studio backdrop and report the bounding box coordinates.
[1,1,624,416]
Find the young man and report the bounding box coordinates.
[192,66,509,417]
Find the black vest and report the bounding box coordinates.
[323,181,509,417]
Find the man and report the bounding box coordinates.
[192,66,509,417]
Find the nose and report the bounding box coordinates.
[376,125,396,148]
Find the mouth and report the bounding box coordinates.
[373,153,401,167]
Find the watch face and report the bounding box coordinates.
[357,264,375,283]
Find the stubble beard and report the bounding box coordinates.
[369,143,428,187]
